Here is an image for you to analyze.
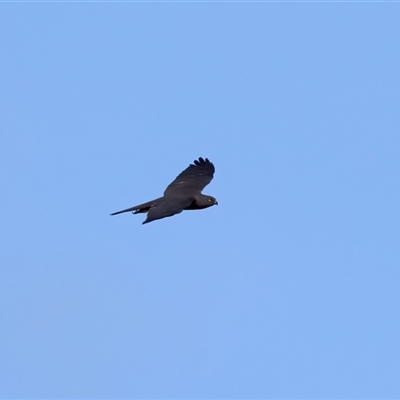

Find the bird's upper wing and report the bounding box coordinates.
[164,157,215,196]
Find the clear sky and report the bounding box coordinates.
[1,2,399,399]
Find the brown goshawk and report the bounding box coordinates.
[111,157,217,224]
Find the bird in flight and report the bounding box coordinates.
[111,157,218,224]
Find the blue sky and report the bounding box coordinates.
[1,2,399,398]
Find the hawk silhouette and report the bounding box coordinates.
[111,157,217,224]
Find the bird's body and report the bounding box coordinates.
[111,157,217,224]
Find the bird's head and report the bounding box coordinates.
[196,195,218,208]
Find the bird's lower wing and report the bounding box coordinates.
[143,198,192,224]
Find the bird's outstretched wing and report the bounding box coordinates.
[143,198,193,224]
[164,157,215,196]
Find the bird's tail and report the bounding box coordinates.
[110,197,162,216]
